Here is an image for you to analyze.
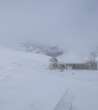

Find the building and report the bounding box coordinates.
[65,61,98,70]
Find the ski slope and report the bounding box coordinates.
[0,47,98,110]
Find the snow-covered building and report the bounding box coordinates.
[60,52,97,70]
[65,61,97,70]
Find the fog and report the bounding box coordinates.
[0,0,98,55]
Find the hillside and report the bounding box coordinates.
[0,47,98,110]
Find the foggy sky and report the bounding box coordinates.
[0,0,98,54]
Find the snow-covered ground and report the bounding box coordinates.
[0,47,98,110]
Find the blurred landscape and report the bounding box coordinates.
[0,0,98,110]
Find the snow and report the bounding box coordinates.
[0,47,98,110]
[60,52,86,63]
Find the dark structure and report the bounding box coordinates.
[65,61,97,70]
[49,57,98,71]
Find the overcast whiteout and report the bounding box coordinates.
[0,0,98,110]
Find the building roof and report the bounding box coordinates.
[60,52,86,63]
